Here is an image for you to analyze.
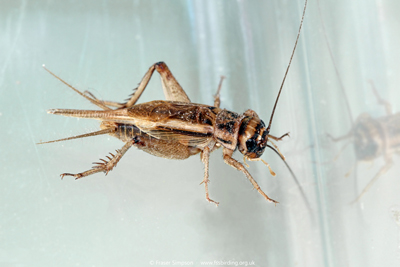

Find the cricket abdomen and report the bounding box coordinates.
[100,121,141,142]
[116,124,141,142]
[101,122,200,160]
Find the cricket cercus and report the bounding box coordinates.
[40,2,308,206]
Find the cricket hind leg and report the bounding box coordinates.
[200,147,219,206]
[81,62,192,110]
[222,148,278,204]
[213,76,225,108]
[120,62,191,108]
[61,141,133,179]
[156,62,191,103]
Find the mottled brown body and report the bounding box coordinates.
[41,62,285,205]
[39,0,308,205]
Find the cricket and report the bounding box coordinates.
[39,0,308,205]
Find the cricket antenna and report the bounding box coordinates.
[267,0,308,131]
[316,0,354,128]
[267,144,312,213]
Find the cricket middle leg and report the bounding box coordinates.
[200,147,219,206]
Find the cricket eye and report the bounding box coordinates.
[246,139,257,152]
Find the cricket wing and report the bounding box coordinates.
[48,101,217,148]
[126,100,218,146]
[139,126,213,147]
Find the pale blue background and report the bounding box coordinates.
[1,0,400,266]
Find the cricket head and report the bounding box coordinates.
[236,0,307,161]
[238,115,269,159]
[237,110,288,165]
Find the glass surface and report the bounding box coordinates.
[1,0,399,266]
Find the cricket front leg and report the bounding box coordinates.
[222,148,278,204]
[200,147,219,206]
[61,141,133,179]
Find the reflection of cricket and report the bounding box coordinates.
[329,81,399,202]
[317,1,399,203]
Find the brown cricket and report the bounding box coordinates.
[39,1,307,205]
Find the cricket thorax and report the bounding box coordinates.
[214,109,244,151]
